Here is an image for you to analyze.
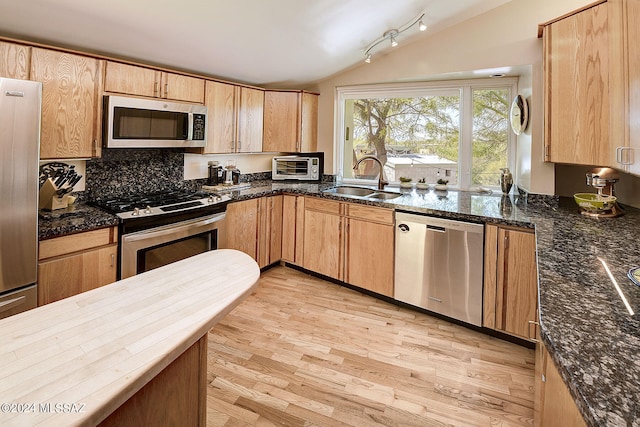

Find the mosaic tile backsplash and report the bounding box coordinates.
[85,149,190,202]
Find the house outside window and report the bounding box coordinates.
[336,79,517,190]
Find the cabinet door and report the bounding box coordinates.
[38,243,117,305]
[299,92,318,152]
[496,228,538,339]
[257,195,283,268]
[537,344,587,427]
[201,81,236,153]
[104,61,160,98]
[263,91,299,152]
[222,199,259,260]
[161,72,205,103]
[625,0,640,176]
[31,48,102,159]
[237,87,264,153]
[303,208,342,280]
[0,41,30,79]
[345,218,394,297]
[282,195,305,264]
[543,3,610,165]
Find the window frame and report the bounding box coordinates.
[334,78,518,190]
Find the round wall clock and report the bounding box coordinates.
[510,94,529,135]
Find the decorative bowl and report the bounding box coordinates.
[416,182,429,190]
[573,193,616,212]
[400,182,413,189]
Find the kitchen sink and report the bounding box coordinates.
[366,192,402,200]
[328,186,376,196]
[324,186,402,200]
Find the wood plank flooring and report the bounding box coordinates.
[207,266,535,426]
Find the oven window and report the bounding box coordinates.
[136,230,215,274]
[276,160,309,176]
[113,107,188,140]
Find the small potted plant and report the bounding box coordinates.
[399,177,413,188]
[435,178,449,191]
[416,178,429,190]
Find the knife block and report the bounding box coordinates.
[39,178,69,211]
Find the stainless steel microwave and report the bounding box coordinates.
[272,154,323,181]
[103,95,207,148]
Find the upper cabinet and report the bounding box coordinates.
[31,48,103,159]
[199,80,264,153]
[104,61,205,104]
[609,0,640,175]
[542,1,610,166]
[0,41,30,79]
[263,90,318,153]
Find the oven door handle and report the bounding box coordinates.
[123,212,225,243]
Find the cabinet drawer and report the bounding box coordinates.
[39,227,118,260]
[304,197,342,214]
[346,204,394,224]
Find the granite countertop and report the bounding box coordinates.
[38,181,640,426]
[0,249,260,426]
[38,203,120,240]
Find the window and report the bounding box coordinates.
[336,79,516,190]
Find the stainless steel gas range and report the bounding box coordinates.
[93,190,230,279]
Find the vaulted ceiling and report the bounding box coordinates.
[0,0,512,87]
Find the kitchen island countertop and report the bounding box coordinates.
[0,249,259,426]
[38,181,640,426]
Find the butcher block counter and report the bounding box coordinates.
[0,249,260,427]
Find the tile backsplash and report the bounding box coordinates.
[85,149,190,202]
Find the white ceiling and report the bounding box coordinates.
[0,0,512,87]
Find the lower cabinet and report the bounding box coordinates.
[535,342,587,427]
[38,227,118,305]
[221,196,283,268]
[302,198,343,279]
[302,197,395,297]
[221,199,259,260]
[281,194,305,265]
[483,224,538,340]
[258,195,283,268]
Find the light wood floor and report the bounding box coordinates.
[206,266,535,426]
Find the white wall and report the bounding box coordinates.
[313,0,595,195]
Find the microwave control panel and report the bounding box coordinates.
[192,114,206,140]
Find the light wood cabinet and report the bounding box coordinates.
[303,198,343,280]
[31,48,103,159]
[257,195,283,268]
[38,227,118,305]
[220,199,259,260]
[483,224,538,340]
[610,0,640,175]
[542,2,611,166]
[0,41,30,79]
[302,197,395,296]
[281,195,305,265]
[221,196,281,267]
[263,91,318,153]
[198,81,264,153]
[535,342,587,427]
[104,61,205,103]
[344,210,394,297]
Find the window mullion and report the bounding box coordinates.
[459,86,474,190]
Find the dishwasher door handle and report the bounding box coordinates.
[426,225,446,233]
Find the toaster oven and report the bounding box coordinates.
[272,154,323,181]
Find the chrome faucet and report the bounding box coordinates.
[353,155,388,190]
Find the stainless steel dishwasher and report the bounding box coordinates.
[394,212,484,326]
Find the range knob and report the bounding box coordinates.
[144,205,152,214]
[132,207,140,216]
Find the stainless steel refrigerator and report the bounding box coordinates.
[0,78,41,319]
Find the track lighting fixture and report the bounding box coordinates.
[364,12,427,63]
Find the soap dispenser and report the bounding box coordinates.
[500,168,513,195]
